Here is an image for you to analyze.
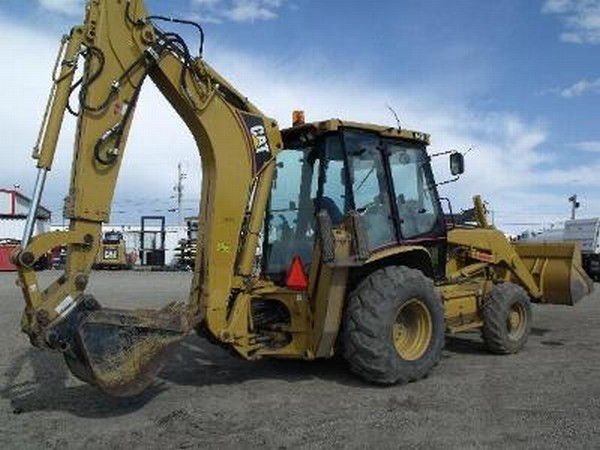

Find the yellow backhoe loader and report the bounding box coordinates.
[13,0,593,397]
[94,230,129,269]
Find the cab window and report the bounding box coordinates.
[344,131,396,250]
[387,142,439,239]
[263,148,319,276]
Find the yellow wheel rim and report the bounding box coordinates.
[507,302,526,340]
[393,299,432,361]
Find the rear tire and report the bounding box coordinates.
[482,283,531,354]
[342,266,445,385]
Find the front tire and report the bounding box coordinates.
[482,283,531,354]
[342,266,445,385]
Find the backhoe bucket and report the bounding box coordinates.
[49,296,191,397]
[513,242,594,305]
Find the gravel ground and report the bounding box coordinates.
[1,271,599,449]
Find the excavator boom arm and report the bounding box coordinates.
[15,0,281,396]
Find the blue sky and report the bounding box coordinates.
[1,0,599,233]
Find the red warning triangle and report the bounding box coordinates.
[286,255,308,290]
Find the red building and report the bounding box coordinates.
[0,189,51,271]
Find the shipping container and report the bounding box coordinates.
[0,240,18,271]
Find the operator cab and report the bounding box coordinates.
[262,119,450,282]
[103,230,123,244]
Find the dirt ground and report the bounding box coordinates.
[1,271,599,449]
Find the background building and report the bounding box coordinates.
[0,188,51,271]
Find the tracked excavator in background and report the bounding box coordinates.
[14,0,593,397]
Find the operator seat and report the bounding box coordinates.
[397,194,436,238]
[315,196,344,225]
[397,194,419,238]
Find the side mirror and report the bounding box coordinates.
[450,152,464,176]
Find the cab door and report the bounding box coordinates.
[262,147,319,282]
[318,130,398,251]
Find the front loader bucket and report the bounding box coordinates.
[513,242,594,305]
[47,296,191,397]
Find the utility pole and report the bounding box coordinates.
[568,194,580,220]
[174,162,187,226]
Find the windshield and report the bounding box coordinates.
[104,232,121,243]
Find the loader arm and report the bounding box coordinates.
[14,0,281,395]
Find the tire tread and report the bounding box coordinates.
[342,266,445,385]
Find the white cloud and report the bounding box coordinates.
[226,1,276,22]
[559,77,600,97]
[194,0,222,5]
[38,0,83,16]
[542,0,577,14]
[2,19,598,234]
[0,19,199,223]
[573,141,600,152]
[191,0,286,23]
[542,0,600,44]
